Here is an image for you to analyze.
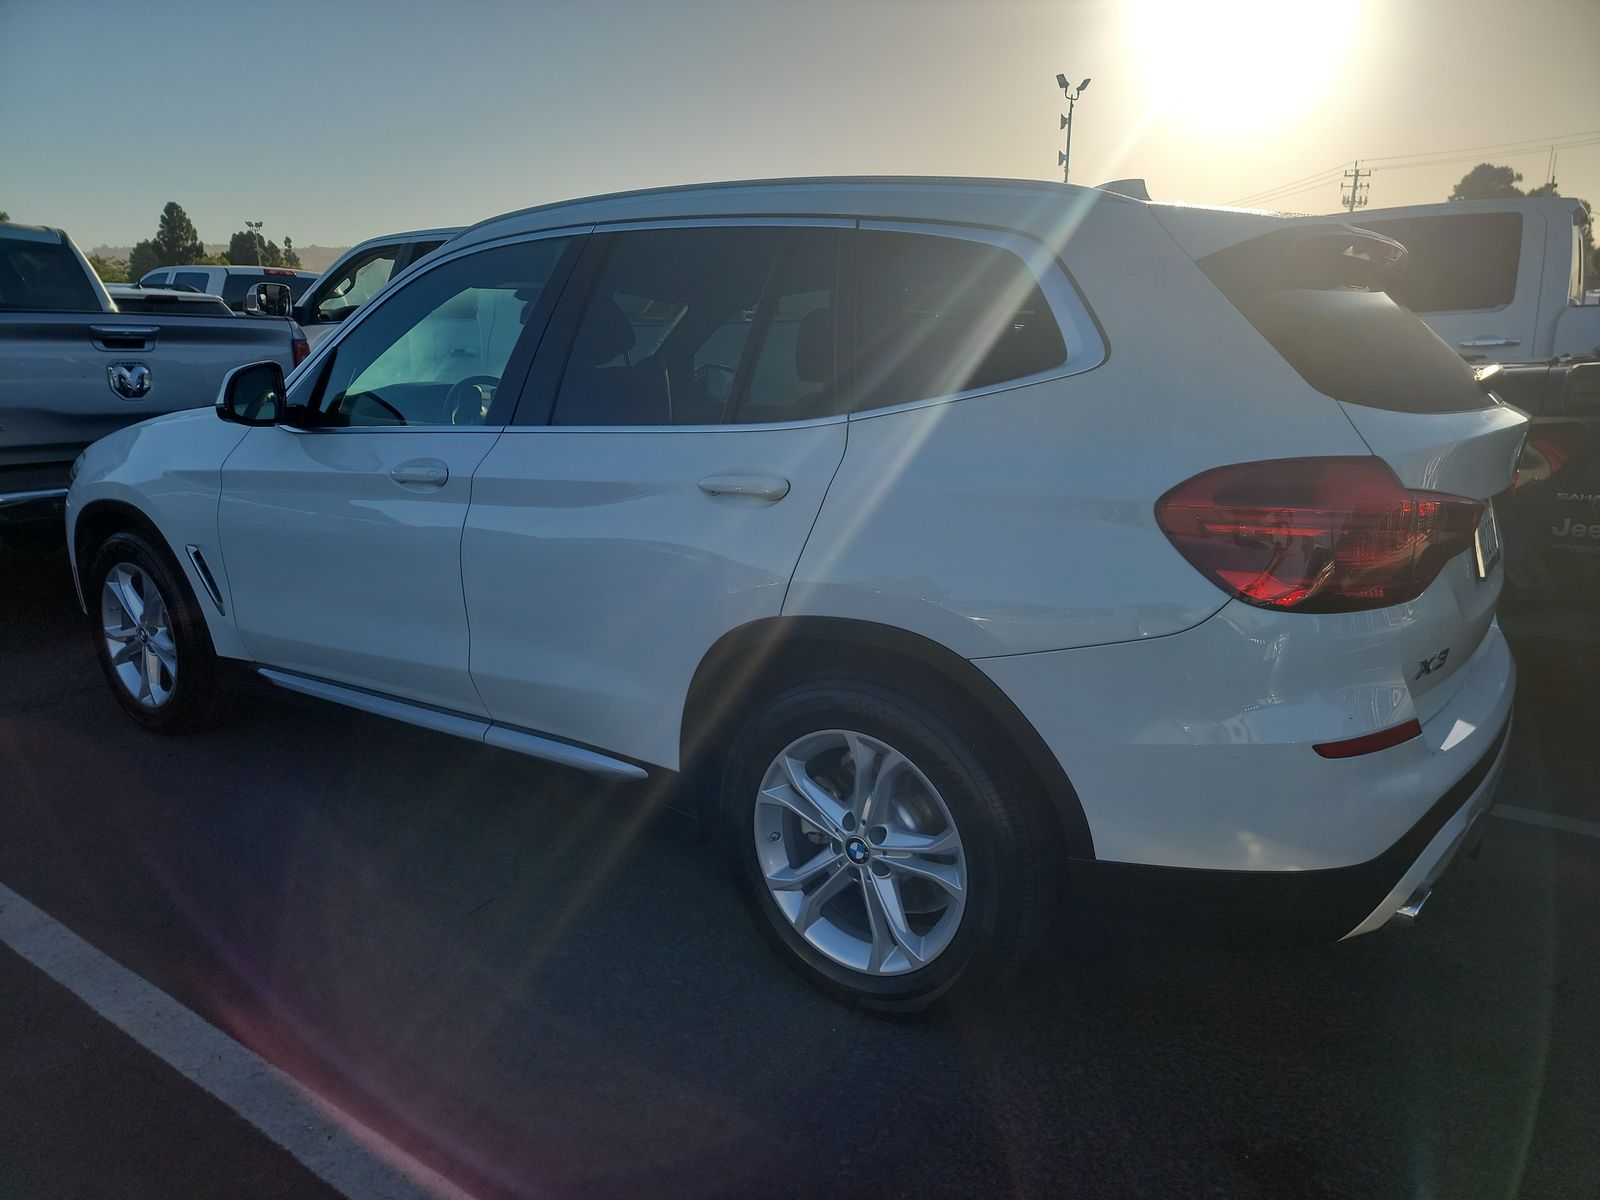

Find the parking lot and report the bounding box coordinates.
[2,547,1597,1200]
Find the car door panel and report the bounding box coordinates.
[219,427,500,712]
[462,422,845,767]
[462,219,851,769]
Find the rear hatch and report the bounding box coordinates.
[1159,207,1528,709]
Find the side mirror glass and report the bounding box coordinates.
[244,281,293,317]
[216,360,286,426]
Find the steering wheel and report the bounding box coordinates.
[444,375,499,426]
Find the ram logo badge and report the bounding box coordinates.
[1414,649,1450,680]
[108,362,153,400]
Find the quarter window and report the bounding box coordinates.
[312,238,571,428]
[852,230,1067,413]
[550,226,842,426]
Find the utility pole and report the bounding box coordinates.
[246,220,265,266]
[1055,74,1091,184]
[1341,161,1371,213]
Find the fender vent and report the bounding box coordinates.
[184,545,225,613]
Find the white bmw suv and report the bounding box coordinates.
[67,178,1522,1012]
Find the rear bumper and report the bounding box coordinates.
[1068,715,1510,942]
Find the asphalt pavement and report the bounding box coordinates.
[1,548,1596,1200]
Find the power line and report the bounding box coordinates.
[1229,130,1600,210]
[1361,127,1600,165]
[1228,162,1347,206]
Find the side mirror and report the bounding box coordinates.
[244,281,293,317]
[216,360,286,426]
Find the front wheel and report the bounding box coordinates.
[89,531,233,733]
[720,677,1051,1014]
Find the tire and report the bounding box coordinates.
[718,675,1051,1014]
[88,530,234,734]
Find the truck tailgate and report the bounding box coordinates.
[0,312,296,468]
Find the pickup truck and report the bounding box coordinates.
[0,222,307,547]
[1353,195,1599,604]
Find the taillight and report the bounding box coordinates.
[1155,457,1481,613]
[291,337,310,367]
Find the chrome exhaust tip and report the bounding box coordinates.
[1389,888,1432,927]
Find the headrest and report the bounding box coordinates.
[795,308,832,383]
[574,296,636,366]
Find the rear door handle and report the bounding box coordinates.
[389,460,449,488]
[698,474,790,502]
[1458,336,1521,349]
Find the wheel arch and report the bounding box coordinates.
[72,499,168,609]
[682,615,1096,860]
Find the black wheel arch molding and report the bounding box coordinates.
[681,614,1098,861]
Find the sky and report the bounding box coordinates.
[3,0,1597,250]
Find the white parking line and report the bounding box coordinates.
[1493,804,1600,840]
[0,881,479,1200]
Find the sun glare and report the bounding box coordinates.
[1127,0,1364,135]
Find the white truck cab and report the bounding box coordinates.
[1355,195,1595,364]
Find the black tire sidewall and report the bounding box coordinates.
[88,531,220,733]
[720,679,1020,1014]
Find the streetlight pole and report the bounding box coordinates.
[1056,74,1091,184]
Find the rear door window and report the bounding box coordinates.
[1360,212,1523,313]
[547,225,843,426]
[172,270,211,293]
[852,229,1067,412]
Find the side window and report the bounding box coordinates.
[172,270,210,293]
[140,271,172,287]
[314,247,399,323]
[1362,213,1523,313]
[313,238,571,428]
[853,230,1067,413]
[550,226,843,426]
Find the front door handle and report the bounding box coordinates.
[698,474,790,502]
[390,460,449,488]
[1458,336,1521,349]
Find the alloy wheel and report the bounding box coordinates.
[754,729,967,976]
[100,562,177,709]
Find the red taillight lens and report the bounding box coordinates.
[1155,457,1481,613]
[291,337,310,367]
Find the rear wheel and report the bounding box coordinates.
[720,676,1050,1013]
[89,531,233,733]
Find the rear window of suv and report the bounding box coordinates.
[1200,226,1493,414]
[1359,212,1523,313]
[853,230,1067,412]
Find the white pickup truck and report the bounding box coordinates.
[1353,195,1599,602]
[1357,195,1597,364]
[0,223,308,547]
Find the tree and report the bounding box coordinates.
[281,236,302,269]
[150,201,204,264]
[0,210,9,222]
[87,254,128,282]
[1450,163,1524,201]
[127,239,161,281]
[226,229,260,265]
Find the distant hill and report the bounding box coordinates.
[87,242,351,274]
